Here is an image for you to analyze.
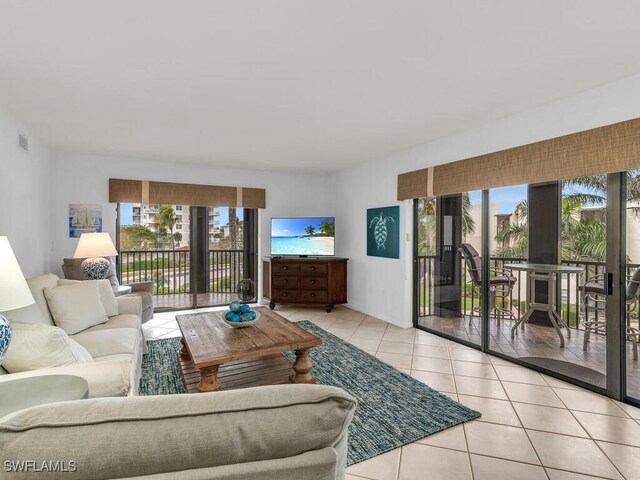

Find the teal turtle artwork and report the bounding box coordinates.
[367,206,400,259]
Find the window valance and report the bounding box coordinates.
[109,179,266,208]
[398,117,640,199]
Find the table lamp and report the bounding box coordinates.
[0,236,35,363]
[73,232,118,280]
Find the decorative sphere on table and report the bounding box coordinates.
[81,257,111,280]
[229,301,242,313]
[239,304,250,314]
[240,312,254,322]
[0,314,12,364]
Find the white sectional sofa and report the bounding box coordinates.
[0,273,144,397]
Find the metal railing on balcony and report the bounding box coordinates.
[119,249,244,295]
[417,254,640,330]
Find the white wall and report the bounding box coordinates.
[330,72,640,328]
[0,108,52,276]
[48,153,330,297]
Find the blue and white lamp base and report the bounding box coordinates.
[0,313,12,364]
[81,257,111,280]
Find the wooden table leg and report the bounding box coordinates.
[198,365,221,392]
[290,348,317,384]
[179,337,191,361]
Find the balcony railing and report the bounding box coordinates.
[417,254,640,330]
[119,249,244,295]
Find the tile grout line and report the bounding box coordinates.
[490,360,549,474]
[558,397,629,479]
[445,334,477,480]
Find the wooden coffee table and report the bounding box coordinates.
[176,307,322,393]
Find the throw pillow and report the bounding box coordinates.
[2,322,93,373]
[57,279,119,317]
[44,281,109,335]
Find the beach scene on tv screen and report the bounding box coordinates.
[271,217,335,255]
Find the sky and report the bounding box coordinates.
[468,185,529,214]
[271,217,334,237]
[468,184,600,214]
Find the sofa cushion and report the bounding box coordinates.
[44,281,109,335]
[72,327,140,358]
[2,274,60,326]
[2,322,93,373]
[1,303,50,327]
[57,279,119,317]
[84,314,142,331]
[0,360,131,398]
[0,385,356,478]
[94,353,133,363]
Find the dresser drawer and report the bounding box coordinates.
[300,263,327,275]
[299,290,328,303]
[272,263,300,275]
[272,276,300,288]
[300,276,327,289]
[272,289,299,302]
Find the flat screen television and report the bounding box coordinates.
[271,217,335,256]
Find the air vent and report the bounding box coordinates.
[17,132,28,152]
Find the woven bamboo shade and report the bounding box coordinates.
[109,179,266,208]
[397,117,640,199]
[108,179,143,203]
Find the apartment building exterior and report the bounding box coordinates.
[130,204,220,247]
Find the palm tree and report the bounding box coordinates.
[228,207,238,250]
[154,205,179,249]
[417,193,476,256]
[491,171,640,262]
[494,200,528,257]
[563,170,640,218]
[305,225,315,236]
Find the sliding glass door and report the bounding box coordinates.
[414,172,637,402]
[116,203,258,311]
[415,191,483,347]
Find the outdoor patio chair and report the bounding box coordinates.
[459,243,517,325]
[580,267,640,359]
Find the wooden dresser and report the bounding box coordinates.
[262,257,348,312]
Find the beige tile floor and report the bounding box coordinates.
[143,305,640,480]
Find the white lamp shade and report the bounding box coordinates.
[0,237,35,312]
[74,232,118,258]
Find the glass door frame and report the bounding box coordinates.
[412,173,633,404]
[411,196,488,351]
[115,203,259,313]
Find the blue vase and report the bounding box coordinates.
[0,314,12,364]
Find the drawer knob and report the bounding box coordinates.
[311,267,316,271]
[283,293,288,297]
[283,266,288,271]
[283,279,288,284]
[311,280,316,284]
[311,293,316,298]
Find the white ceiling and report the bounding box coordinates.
[2,1,640,174]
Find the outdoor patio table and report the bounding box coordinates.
[504,263,583,348]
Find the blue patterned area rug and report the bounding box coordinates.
[140,320,480,465]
